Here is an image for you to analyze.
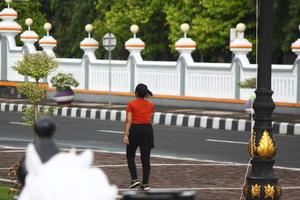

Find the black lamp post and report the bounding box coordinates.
[243,0,282,199]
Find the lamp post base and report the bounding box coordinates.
[243,158,281,200]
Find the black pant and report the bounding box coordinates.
[126,124,153,184]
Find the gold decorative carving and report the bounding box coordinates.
[256,130,277,158]
[251,184,260,199]
[264,184,275,199]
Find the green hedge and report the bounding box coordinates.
[0,187,12,200]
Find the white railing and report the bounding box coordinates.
[1,38,300,103]
[135,61,179,95]
[186,62,236,98]
[1,12,300,103]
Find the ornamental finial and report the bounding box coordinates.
[5,0,12,8]
[180,23,190,38]
[130,24,139,38]
[236,23,246,39]
[236,23,246,32]
[25,18,33,31]
[85,24,93,38]
[44,22,52,36]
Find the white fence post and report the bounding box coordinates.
[80,24,99,89]
[20,18,38,54]
[125,24,145,92]
[175,23,196,96]
[230,23,253,99]
[0,0,22,80]
[291,27,300,102]
[39,23,57,57]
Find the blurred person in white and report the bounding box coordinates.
[18,144,117,200]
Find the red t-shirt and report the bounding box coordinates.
[126,98,154,124]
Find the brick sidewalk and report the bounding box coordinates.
[0,149,299,199]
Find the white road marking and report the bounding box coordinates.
[279,123,288,135]
[225,118,233,130]
[1,141,300,172]
[0,178,15,183]
[165,113,173,125]
[153,112,161,124]
[97,129,123,134]
[200,116,208,128]
[176,114,184,126]
[0,145,26,150]
[212,117,221,129]
[110,110,117,120]
[205,139,248,145]
[118,186,300,191]
[120,110,126,122]
[71,107,78,117]
[188,115,196,127]
[94,163,249,168]
[9,121,27,125]
[238,119,246,131]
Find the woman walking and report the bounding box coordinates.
[124,83,154,191]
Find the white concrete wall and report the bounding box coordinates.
[0,6,299,103]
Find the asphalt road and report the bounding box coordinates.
[0,111,299,168]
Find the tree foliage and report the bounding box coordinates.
[13,53,58,126]
[17,83,47,105]
[1,0,300,63]
[190,0,256,62]
[13,53,58,82]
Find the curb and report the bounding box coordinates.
[1,103,299,136]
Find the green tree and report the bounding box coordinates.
[47,0,98,58]
[13,53,58,126]
[164,0,202,55]
[2,0,300,63]
[280,0,300,63]
[190,0,256,62]
[93,0,176,60]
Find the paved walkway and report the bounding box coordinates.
[1,98,300,136]
[0,148,300,200]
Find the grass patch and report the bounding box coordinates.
[0,187,13,200]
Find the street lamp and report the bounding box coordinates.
[243,0,281,199]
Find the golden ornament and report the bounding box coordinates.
[256,130,277,158]
[251,184,260,199]
[264,184,275,199]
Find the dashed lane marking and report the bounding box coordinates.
[118,186,300,191]
[205,139,248,145]
[9,121,27,125]
[97,129,123,134]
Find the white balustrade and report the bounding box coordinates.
[0,5,300,104]
[135,61,179,95]
[89,60,129,92]
[186,63,235,98]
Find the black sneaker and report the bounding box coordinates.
[140,184,150,191]
[128,179,140,189]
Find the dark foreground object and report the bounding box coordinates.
[17,118,60,186]
[123,191,196,200]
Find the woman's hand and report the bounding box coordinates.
[124,135,129,145]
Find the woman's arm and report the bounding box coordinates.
[124,112,132,145]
